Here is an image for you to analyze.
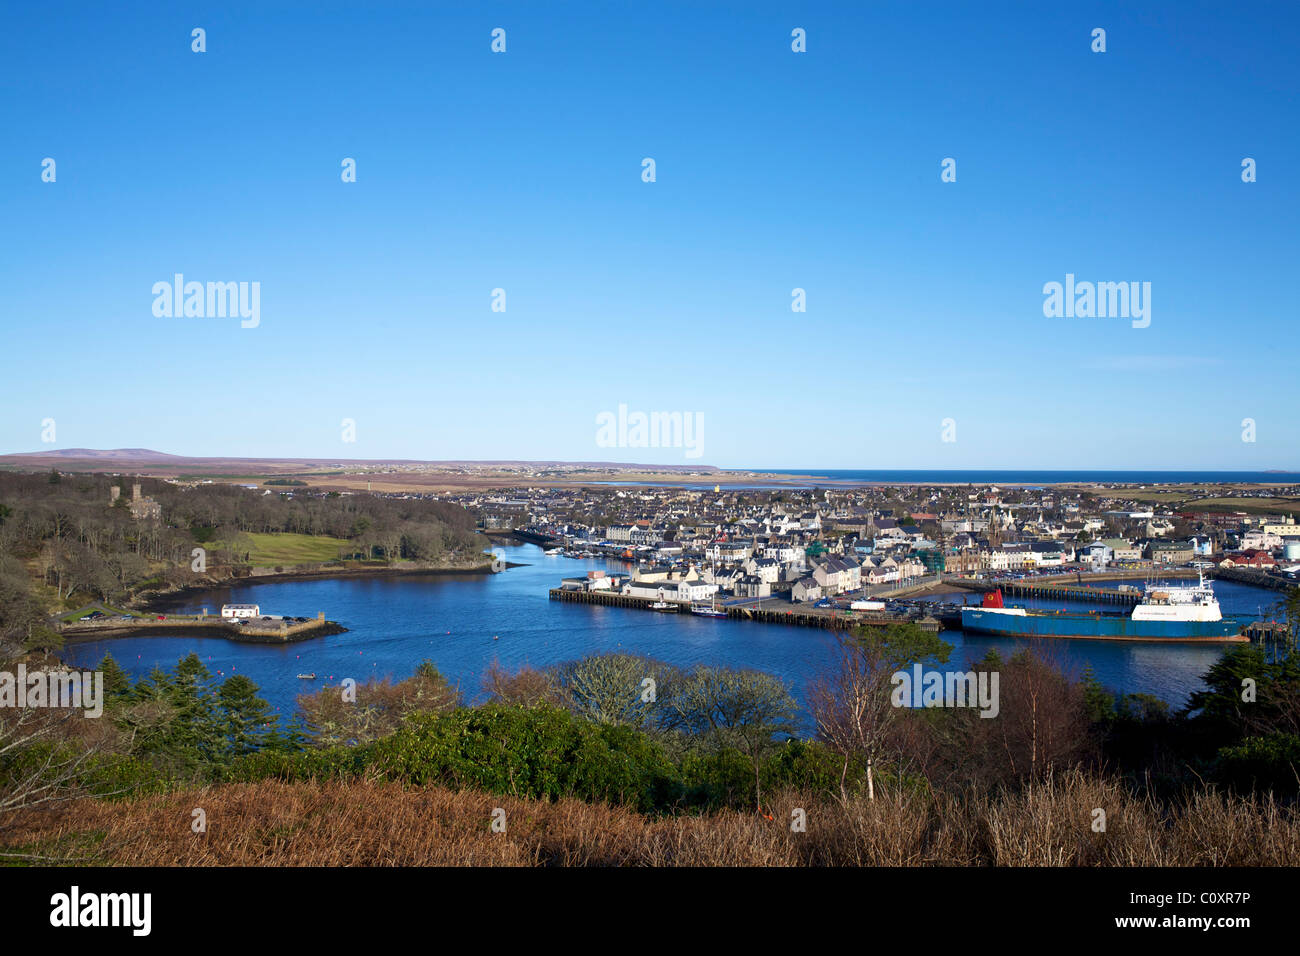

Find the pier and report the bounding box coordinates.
[60,611,344,643]
[957,579,1143,605]
[1214,567,1296,594]
[1244,620,1296,655]
[1002,581,1143,606]
[548,588,940,633]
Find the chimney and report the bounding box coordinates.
[132,483,141,501]
[110,486,121,503]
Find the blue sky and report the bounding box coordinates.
[2,1,1297,470]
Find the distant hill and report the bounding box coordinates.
[6,448,185,460]
[0,448,722,477]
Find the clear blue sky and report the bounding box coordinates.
[3,1,1297,470]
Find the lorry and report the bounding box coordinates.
[850,600,886,611]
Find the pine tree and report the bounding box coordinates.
[97,654,132,701]
[216,674,276,757]
[170,653,221,761]
[1081,664,1116,725]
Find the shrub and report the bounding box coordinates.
[369,705,679,812]
[1215,732,1300,795]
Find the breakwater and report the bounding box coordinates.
[61,612,345,644]
[548,588,941,633]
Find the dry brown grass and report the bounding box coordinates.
[6,769,1299,866]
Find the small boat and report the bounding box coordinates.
[650,601,679,612]
[544,548,563,555]
[296,673,317,679]
[691,604,727,618]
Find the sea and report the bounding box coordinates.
[597,469,1298,488]
[761,469,1298,485]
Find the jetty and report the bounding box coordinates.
[991,581,1143,606]
[1244,620,1296,653]
[59,610,344,644]
[549,587,940,633]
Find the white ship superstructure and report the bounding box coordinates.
[1130,572,1223,623]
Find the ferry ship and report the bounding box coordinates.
[959,573,1247,643]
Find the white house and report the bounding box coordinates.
[221,603,260,619]
[792,577,822,603]
[623,580,718,602]
[813,556,861,594]
[744,556,782,585]
[1241,530,1283,552]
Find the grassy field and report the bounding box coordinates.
[1102,489,1300,516]
[237,532,351,566]
[1109,491,1190,503]
[1184,497,1300,516]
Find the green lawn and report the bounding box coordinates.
[1186,497,1300,517]
[238,532,351,567]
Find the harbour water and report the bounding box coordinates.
[62,543,1285,727]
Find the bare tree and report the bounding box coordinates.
[0,705,116,862]
[807,623,952,802]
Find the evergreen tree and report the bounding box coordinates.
[1187,644,1300,752]
[216,674,276,757]
[170,653,221,760]
[1081,664,1117,725]
[96,653,132,701]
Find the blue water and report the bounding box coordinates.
[589,469,1298,489]
[756,469,1298,485]
[61,544,1283,727]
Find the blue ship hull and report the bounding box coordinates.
[960,608,1246,643]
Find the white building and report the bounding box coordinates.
[221,603,260,619]
[622,580,718,602]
